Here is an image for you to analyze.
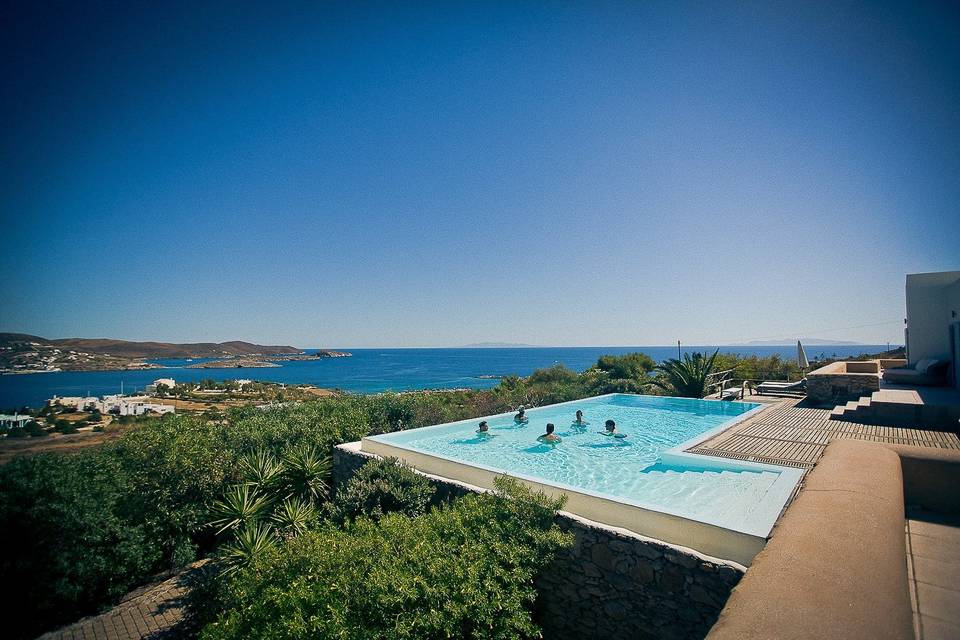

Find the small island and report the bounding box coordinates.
[185,359,282,369]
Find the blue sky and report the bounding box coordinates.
[1,1,958,347]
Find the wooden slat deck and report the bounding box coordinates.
[689,397,960,469]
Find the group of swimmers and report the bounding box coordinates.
[475,407,625,445]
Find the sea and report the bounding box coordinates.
[0,345,892,409]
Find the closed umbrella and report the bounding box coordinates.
[797,340,809,373]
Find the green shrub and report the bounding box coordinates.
[328,457,436,523]
[193,477,572,640]
[0,453,157,638]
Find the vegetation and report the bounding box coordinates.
[191,478,572,640]
[653,349,721,398]
[0,350,805,638]
[327,457,436,524]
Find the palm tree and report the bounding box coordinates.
[219,522,277,574]
[653,349,720,398]
[207,483,274,535]
[271,496,317,536]
[281,444,331,503]
[240,448,285,490]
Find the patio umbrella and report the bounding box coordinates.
[797,340,809,372]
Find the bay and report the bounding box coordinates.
[0,345,891,409]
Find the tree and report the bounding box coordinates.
[653,349,720,398]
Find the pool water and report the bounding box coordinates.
[367,394,799,537]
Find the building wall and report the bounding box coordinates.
[905,273,960,366]
[333,444,743,640]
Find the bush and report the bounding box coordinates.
[0,453,157,638]
[328,457,436,523]
[54,418,80,434]
[192,478,572,640]
[5,426,26,438]
[25,421,48,437]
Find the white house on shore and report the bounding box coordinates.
[904,270,960,389]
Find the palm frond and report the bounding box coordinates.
[207,483,274,536]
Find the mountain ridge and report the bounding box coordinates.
[0,333,301,358]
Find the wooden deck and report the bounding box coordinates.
[689,396,960,469]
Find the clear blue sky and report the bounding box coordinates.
[1,1,957,347]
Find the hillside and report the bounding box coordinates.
[0,334,300,358]
[0,333,301,372]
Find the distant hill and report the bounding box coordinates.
[0,333,301,358]
[738,338,866,346]
[460,342,537,348]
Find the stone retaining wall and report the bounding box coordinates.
[334,443,744,640]
[807,371,880,404]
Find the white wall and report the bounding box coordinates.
[905,272,960,371]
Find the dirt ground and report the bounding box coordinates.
[0,428,131,464]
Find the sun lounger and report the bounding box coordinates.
[719,385,743,401]
[756,378,806,395]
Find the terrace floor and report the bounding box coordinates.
[906,509,960,640]
[689,394,960,469]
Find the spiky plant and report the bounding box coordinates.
[281,444,331,503]
[240,448,285,490]
[271,496,317,536]
[653,349,721,398]
[218,522,277,575]
[207,483,274,536]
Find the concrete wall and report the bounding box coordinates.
[333,443,744,640]
[905,272,960,365]
[707,440,914,640]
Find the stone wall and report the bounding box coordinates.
[333,443,744,640]
[806,372,880,405]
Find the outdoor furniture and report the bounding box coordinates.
[882,358,949,386]
[756,378,806,396]
[719,385,743,401]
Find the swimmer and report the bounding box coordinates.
[514,407,529,424]
[599,419,627,439]
[537,423,562,444]
[476,420,495,437]
[574,409,589,425]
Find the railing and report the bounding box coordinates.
[705,368,736,396]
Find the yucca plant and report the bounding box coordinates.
[653,349,720,398]
[240,448,285,490]
[281,444,331,503]
[218,522,277,575]
[207,483,274,536]
[271,496,317,536]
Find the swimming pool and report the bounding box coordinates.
[362,394,803,564]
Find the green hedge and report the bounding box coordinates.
[194,478,572,640]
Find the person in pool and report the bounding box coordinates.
[476,420,495,437]
[599,419,627,438]
[514,408,529,424]
[574,410,589,425]
[537,423,562,443]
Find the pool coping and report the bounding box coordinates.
[363,394,804,565]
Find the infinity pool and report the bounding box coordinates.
[362,394,804,564]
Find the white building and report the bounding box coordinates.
[0,414,31,429]
[51,396,100,411]
[904,271,960,389]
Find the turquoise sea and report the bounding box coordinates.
[0,345,891,409]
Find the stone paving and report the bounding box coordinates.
[37,562,206,640]
[906,509,960,640]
